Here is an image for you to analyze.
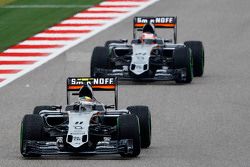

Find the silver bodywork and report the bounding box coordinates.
[130,44,157,75]
[94,42,187,81]
[21,77,140,156]
[66,110,98,148]
[40,100,129,149]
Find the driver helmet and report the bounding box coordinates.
[79,96,93,112]
[140,32,157,44]
[140,23,157,43]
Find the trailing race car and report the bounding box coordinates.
[91,16,205,83]
[20,77,151,158]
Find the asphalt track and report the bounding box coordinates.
[0,0,250,166]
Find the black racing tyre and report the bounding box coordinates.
[33,105,56,115]
[127,106,151,148]
[20,114,44,157]
[118,114,141,157]
[90,46,110,77]
[105,40,124,48]
[173,46,193,83]
[184,41,204,77]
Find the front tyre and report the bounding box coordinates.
[184,41,204,77]
[20,114,44,157]
[173,46,193,83]
[127,106,151,148]
[118,114,141,157]
[90,46,110,77]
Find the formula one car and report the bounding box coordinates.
[91,16,205,83]
[20,77,151,158]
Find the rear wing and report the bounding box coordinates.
[133,16,177,43]
[66,77,118,109]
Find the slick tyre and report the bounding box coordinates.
[105,40,124,48]
[173,46,193,83]
[33,105,56,115]
[118,114,141,157]
[127,106,151,148]
[184,41,204,77]
[90,46,110,77]
[20,114,44,157]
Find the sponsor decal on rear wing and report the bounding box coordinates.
[134,16,177,29]
[133,16,178,43]
[67,77,117,91]
[66,77,118,108]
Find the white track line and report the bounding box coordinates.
[48,26,99,31]
[20,40,71,45]
[34,33,87,38]
[1,5,92,8]
[100,2,144,5]
[0,74,20,78]
[0,57,45,61]
[0,0,159,88]
[0,65,34,70]
[87,7,132,11]
[61,19,109,24]
[74,13,120,17]
[4,48,57,53]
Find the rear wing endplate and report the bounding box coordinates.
[66,77,118,109]
[133,16,177,43]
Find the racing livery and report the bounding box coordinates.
[20,78,151,158]
[91,16,205,83]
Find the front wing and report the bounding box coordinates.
[22,139,133,156]
[94,68,187,81]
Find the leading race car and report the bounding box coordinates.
[91,16,205,83]
[20,77,151,158]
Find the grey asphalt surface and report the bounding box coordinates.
[1,0,250,166]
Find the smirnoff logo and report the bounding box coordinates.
[136,17,175,24]
[70,78,115,85]
[93,78,114,85]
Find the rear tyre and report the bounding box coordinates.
[90,46,110,77]
[173,46,193,83]
[33,105,56,115]
[184,41,204,77]
[127,106,151,148]
[105,40,125,48]
[20,114,44,157]
[118,114,141,157]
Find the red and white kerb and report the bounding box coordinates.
[0,0,158,88]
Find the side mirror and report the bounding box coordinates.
[105,105,115,109]
[51,105,62,110]
[120,39,128,43]
[164,39,173,43]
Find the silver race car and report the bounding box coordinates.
[91,16,205,83]
[20,77,151,158]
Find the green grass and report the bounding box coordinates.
[0,0,103,51]
[0,0,14,6]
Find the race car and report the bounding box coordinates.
[20,77,151,158]
[90,16,205,83]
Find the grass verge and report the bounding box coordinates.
[0,0,103,51]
